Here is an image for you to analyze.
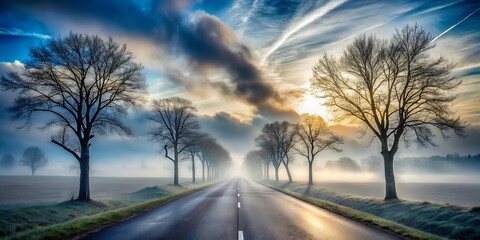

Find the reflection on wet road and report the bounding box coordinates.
[82,178,398,240]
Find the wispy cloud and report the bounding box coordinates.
[410,1,462,17]
[261,0,348,65]
[0,27,51,39]
[431,7,480,42]
[237,0,261,36]
[318,23,385,50]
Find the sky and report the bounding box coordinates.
[0,0,479,178]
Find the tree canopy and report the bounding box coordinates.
[311,24,465,199]
[1,33,145,200]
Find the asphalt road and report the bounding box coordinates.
[82,178,398,240]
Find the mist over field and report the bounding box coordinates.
[249,153,480,184]
[1,1,480,239]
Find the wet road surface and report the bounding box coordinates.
[82,178,398,240]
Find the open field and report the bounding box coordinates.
[0,180,211,239]
[0,176,192,207]
[1,176,478,207]
[315,181,480,207]
[264,180,480,240]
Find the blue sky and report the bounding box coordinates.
[0,0,479,178]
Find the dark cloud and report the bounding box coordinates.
[197,109,300,157]
[1,0,296,119]
[178,14,281,105]
[198,112,264,155]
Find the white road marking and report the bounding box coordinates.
[238,230,244,240]
[238,202,241,208]
[238,193,240,197]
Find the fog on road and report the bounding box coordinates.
[82,178,398,240]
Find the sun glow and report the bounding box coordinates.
[295,93,332,123]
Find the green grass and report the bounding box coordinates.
[1,183,214,240]
[262,181,480,240]
[261,183,444,240]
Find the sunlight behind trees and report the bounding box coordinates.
[295,92,332,123]
[310,24,466,200]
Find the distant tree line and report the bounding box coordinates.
[0,147,48,175]
[294,154,480,174]
[389,154,480,174]
[245,113,343,185]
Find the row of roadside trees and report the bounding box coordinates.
[0,24,466,201]
[0,33,231,201]
[245,114,343,185]
[149,97,232,185]
[245,24,465,200]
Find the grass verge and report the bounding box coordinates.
[261,182,445,240]
[262,181,480,239]
[5,183,214,240]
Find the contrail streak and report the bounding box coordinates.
[0,27,51,39]
[238,0,261,36]
[261,0,348,65]
[431,7,480,42]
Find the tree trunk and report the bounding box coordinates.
[274,166,279,181]
[265,164,270,180]
[77,146,90,201]
[173,145,179,186]
[207,166,210,180]
[308,161,313,185]
[266,163,270,180]
[383,152,398,200]
[191,154,196,183]
[202,161,205,182]
[263,164,266,179]
[284,163,293,183]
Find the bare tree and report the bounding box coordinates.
[244,149,270,179]
[197,136,232,180]
[278,121,297,183]
[311,24,465,199]
[182,144,201,183]
[244,150,264,179]
[256,124,280,181]
[256,121,297,182]
[149,97,201,186]
[195,144,207,183]
[0,33,145,200]
[182,132,208,183]
[296,114,343,185]
[261,150,270,180]
[0,154,15,169]
[21,147,48,176]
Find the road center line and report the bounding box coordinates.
[238,230,244,240]
[238,193,240,197]
[238,202,241,208]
